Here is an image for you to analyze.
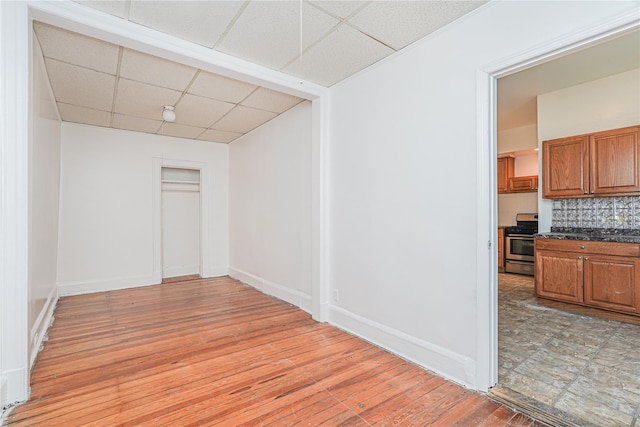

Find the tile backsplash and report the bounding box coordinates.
[552,197,640,229]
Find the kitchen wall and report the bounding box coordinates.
[328,1,637,389]
[228,102,312,312]
[538,68,640,232]
[28,34,61,366]
[498,153,539,226]
[57,124,229,295]
[498,125,539,226]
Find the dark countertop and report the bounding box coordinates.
[536,227,640,244]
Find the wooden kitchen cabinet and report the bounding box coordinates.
[535,238,640,315]
[535,250,584,304]
[584,255,640,314]
[542,125,640,198]
[497,157,514,194]
[509,175,538,192]
[498,228,504,272]
[590,126,640,196]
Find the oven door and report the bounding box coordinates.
[505,234,534,262]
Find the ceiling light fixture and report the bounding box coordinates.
[162,105,176,122]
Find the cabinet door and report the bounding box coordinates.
[542,136,589,198]
[498,228,504,271]
[497,157,514,194]
[509,175,538,192]
[590,126,640,196]
[535,250,583,303]
[583,255,640,314]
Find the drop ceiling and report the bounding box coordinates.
[33,0,488,143]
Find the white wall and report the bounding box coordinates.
[28,32,61,366]
[328,1,639,389]
[229,102,312,312]
[537,68,640,231]
[57,124,229,295]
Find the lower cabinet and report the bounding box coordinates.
[535,238,640,315]
[498,228,504,273]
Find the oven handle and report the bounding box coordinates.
[506,234,535,238]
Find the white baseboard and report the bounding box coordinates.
[0,376,6,411]
[328,305,477,389]
[228,267,312,314]
[0,367,27,412]
[201,265,228,278]
[30,286,58,368]
[162,265,199,279]
[57,274,156,296]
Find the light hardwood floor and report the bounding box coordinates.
[5,277,544,426]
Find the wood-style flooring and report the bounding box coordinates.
[5,277,545,426]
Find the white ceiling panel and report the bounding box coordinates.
[45,59,115,111]
[34,22,120,74]
[173,94,235,128]
[213,106,278,133]
[114,78,182,120]
[120,49,198,91]
[217,1,339,70]
[241,88,304,114]
[128,1,244,48]
[284,24,393,86]
[349,1,486,50]
[188,71,258,103]
[74,1,129,18]
[159,122,206,139]
[310,1,369,19]
[57,102,111,127]
[198,129,243,144]
[112,113,163,134]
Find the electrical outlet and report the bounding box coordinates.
[333,289,339,302]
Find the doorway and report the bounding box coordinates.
[160,167,201,280]
[490,28,640,426]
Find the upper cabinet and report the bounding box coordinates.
[498,155,538,194]
[497,157,514,194]
[543,125,640,199]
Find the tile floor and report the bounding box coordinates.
[497,273,640,427]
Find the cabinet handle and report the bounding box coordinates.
[578,256,582,260]
[584,257,589,261]
[580,245,585,249]
[584,191,588,194]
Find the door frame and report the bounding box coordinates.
[475,11,639,391]
[152,158,208,283]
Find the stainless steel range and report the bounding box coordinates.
[504,213,538,276]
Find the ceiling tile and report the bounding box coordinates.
[241,88,304,114]
[73,1,129,18]
[188,71,258,103]
[120,49,198,91]
[114,78,182,121]
[283,24,393,86]
[158,122,206,139]
[128,1,244,48]
[348,1,486,50]
[198,129,243,144]
[57,102,111,127]
[217,1,339,70]
[212,106,277,134]
[173,94,235,128]
[34,22,119,74]
[112,114,163,134]
[309,1,369,19]
[45,59,116,111]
